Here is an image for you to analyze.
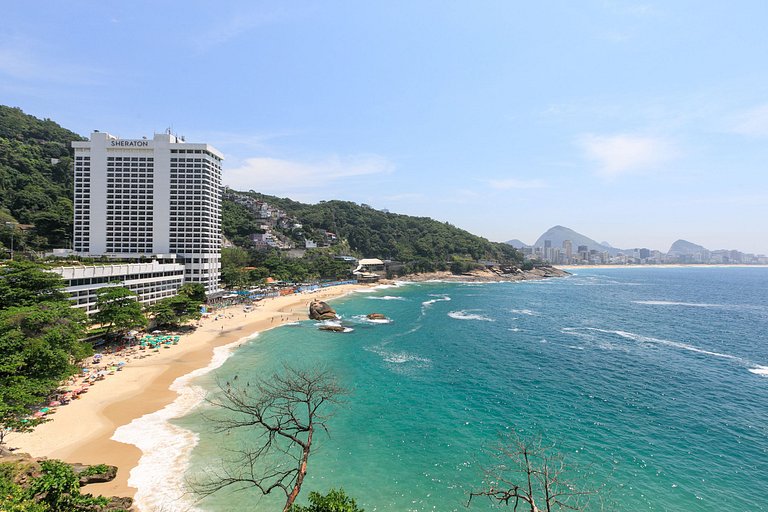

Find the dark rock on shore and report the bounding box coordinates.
[0,449,134,510]
[399,265,569,283]
[309,299,339,320]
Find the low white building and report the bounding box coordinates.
[51,259,185,316]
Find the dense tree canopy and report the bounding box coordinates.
[0,261,68,309]
[91,286,146,336]
[0,263,91,445]
[0,106,84,251]
[149,283,205,328]
[223,192,523,272]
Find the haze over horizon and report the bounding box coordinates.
[3,2,767,254]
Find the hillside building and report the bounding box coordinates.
[71,131,223,293]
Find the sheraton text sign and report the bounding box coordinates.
[110,139,149,147]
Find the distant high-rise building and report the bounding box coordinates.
[577,244,589,262]
[562,240,573,262]
[72,131,223,293]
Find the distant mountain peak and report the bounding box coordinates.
[504,239,530,248]
[533,226,621,255]
[668,239,708,255]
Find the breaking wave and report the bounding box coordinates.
[633,300,725,308]
[112,336,250,512]
[561,327,743,362]
[422,295,451,307]
[352,314,393,324]
[447,310,495,322]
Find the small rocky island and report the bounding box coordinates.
[308,299,339,321]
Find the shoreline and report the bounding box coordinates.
[9,283,365,504]
[555,263,768,270]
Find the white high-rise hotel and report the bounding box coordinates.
[72,131,223,293]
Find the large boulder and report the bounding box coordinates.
[366,313,387,320]
[309,300,338,320]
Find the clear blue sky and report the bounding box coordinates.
[3,1,767,254]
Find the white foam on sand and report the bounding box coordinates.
[447,310,495,322]
[112,335,253,512]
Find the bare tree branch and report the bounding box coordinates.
[467,431,602,512]
[189,365,347,512]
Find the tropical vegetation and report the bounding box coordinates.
[0,262,92,446]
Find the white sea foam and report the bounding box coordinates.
[448,310,495,322]
[510,309,537,316]
[633,300,725,308]
[367,346,431,367]
[562,327,742,362]
[421,295,451,307]
[352,314,393,324]
[383,352,432,365]
[508,328,521,332]
[112,335,252,512]
[748,366,768,376]
[366,295,407,301]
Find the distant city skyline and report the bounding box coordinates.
[3,2,767,253]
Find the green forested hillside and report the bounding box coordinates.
[224,191,522,270]
[0,106,84,250]
[0,106,521,272]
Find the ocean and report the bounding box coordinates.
[124,267,768,511]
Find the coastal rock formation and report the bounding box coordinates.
[309,299,338,320]
[318,325,346,332]
[0,450,133,510]
[400,265,569,283]
[366,313,387,320]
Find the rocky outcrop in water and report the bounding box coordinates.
[318,324,346,332]
[309,300,339,320]
[367,313,388,320]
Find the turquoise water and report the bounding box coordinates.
[178,268,768,511]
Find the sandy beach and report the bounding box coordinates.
[9,283,364,501]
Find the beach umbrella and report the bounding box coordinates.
[94,353,104,358]
[49,401,61,407]
[33,411,46,418]
[117,361,126,366]
[40,408,50,414]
